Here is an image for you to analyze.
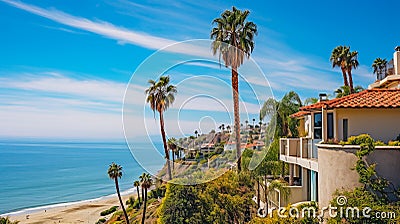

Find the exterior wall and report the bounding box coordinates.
[304,115,312,138]
[395,49,400,75]
[335,108,400,142]
[298,118,306,137]
[317,145,400,208]
[367,148,400,188]
[280,186,304,206]
[317,147,361,208]
[275,168,311,206]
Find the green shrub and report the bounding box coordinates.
[199,159,207,164]
[388,141,400,146]
[125,196,135,206]
[100,205,118,216]
[95,218,106,224]
[329,188,400,224]
[148,185,166,199]
[0,217,19,224]
[132,198,141,209]
[374,140,385,146]
[346,134,374,146]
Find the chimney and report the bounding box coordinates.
[394,46,400,75]
[319,93,328,102]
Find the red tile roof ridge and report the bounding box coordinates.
[298,88,400,112]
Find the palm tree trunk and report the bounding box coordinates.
[264,174,268,215]
[232,67,241,172]
[347,69,354,93]
[141,187,144,206]
[115,178,130,224]
[341,67,349,87]
[141,188,148,224]
[257,179,260,208]
[159,111,172,180]
[172,149,175,170]
[136,186,141,205]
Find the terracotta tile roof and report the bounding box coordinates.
[290,111,310,118]
[299,89,400,112]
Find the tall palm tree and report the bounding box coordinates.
[133,180,141,205]
[194,130,198,138]
[330,46,350,87]
[140,173,153,224]
[145,76,177,180]
[108,163,130,224]
[252,118,255,129]
[372,57,388,80]
[346,50,359,92]
[211,6,257,172]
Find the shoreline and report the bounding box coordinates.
[2,188,137,224]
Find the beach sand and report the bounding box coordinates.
[7,194,134,224]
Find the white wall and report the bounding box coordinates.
[304,115,312,138]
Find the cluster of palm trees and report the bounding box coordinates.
[330,45,359,93]
[107,162,153,224]
[372,57,388,80]
[330,46,393,97]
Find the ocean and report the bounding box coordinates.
[0,140,165,215]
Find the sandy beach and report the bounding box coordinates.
[6,194,135,224]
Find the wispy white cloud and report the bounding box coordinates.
[0,0,212,58]
[1,74,125,102]
[1,0,349,96]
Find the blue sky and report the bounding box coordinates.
[0,0,399,140]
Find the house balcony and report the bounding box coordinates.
[279,137,319,172]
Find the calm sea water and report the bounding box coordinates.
[0,140,164,214]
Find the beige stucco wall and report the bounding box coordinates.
[281,186,304,206]
[317,147,361,208]
[317,145,400,208]
[367,148,400,188]
[335,108,400,142]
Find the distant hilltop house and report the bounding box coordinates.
[224,140,265,151]
[277,47,400,209]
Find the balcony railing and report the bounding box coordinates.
[280,137,318,160]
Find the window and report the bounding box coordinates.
[327,113,334,139]
[343,119,348,141]
[313,113,322,139]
